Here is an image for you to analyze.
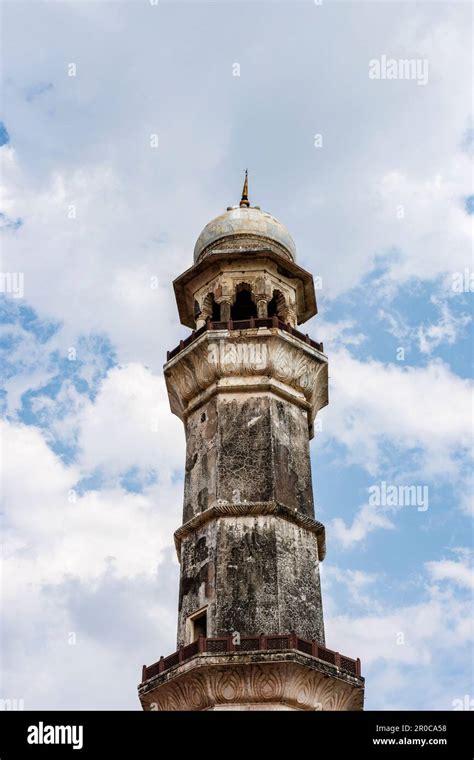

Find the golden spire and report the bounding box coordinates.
[240,169,250,207]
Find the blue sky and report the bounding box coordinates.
[1,0,472,710]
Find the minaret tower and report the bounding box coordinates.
[138,176,365,711]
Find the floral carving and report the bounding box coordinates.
[140,657,363,712]
[166,331,328,429]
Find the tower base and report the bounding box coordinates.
[139,648,364,711]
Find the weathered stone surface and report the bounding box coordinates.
[215,517,324,643]
[165,328,328,437]
[175,368,326,647]
[177,516,324,646]
[174,502,326,562]
[182,394,316,521]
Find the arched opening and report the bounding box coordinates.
[231,284,257,321]
[211,299,220,321]
[268,289,286,321]
[202,292,220,322]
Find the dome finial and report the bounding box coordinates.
[240,169,250,207]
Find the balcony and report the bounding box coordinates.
[141,633,361,683]
[166,316,324,363]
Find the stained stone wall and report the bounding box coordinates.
[183,394,315,523]
[177,515,324,647]
[177,392,324,647]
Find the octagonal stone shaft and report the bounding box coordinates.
[176,390,325,648]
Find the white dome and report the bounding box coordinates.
[193,206,296,263]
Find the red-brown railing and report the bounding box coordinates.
[141,633,361,682]
[166,316,324,362]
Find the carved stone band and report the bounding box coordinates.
[139,651,364,712]
[164,327,328,436]
[174,501,326,561]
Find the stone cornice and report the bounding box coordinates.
[138,650,364,711]
[174,501,326,561]
[199,233,294,263]
[173,248,317,328]
[164,327,328,437]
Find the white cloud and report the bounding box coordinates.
[316,319,367,351]
[321,349,472,481]
[372,163,471,287]
[76,363,184,481]
[379,298,472,355]
[1,418,182,585]
[417,299,471,355]
[377,308,410,342]
[330,503,395,549]
[0,1,471,359]
[321,565,380,612]
[1,416,183,708]
[0,147,186,370]
[426,551,473,591]
[321,349,472,545]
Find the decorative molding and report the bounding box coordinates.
[173,248,317,329]
[198,233,294,264]
[139,652,364,712]
[194,270,298,328]
[164,328,328,433]
[174,501,326,561]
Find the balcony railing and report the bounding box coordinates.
[141,633,361,682]
[166,316,324,362]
